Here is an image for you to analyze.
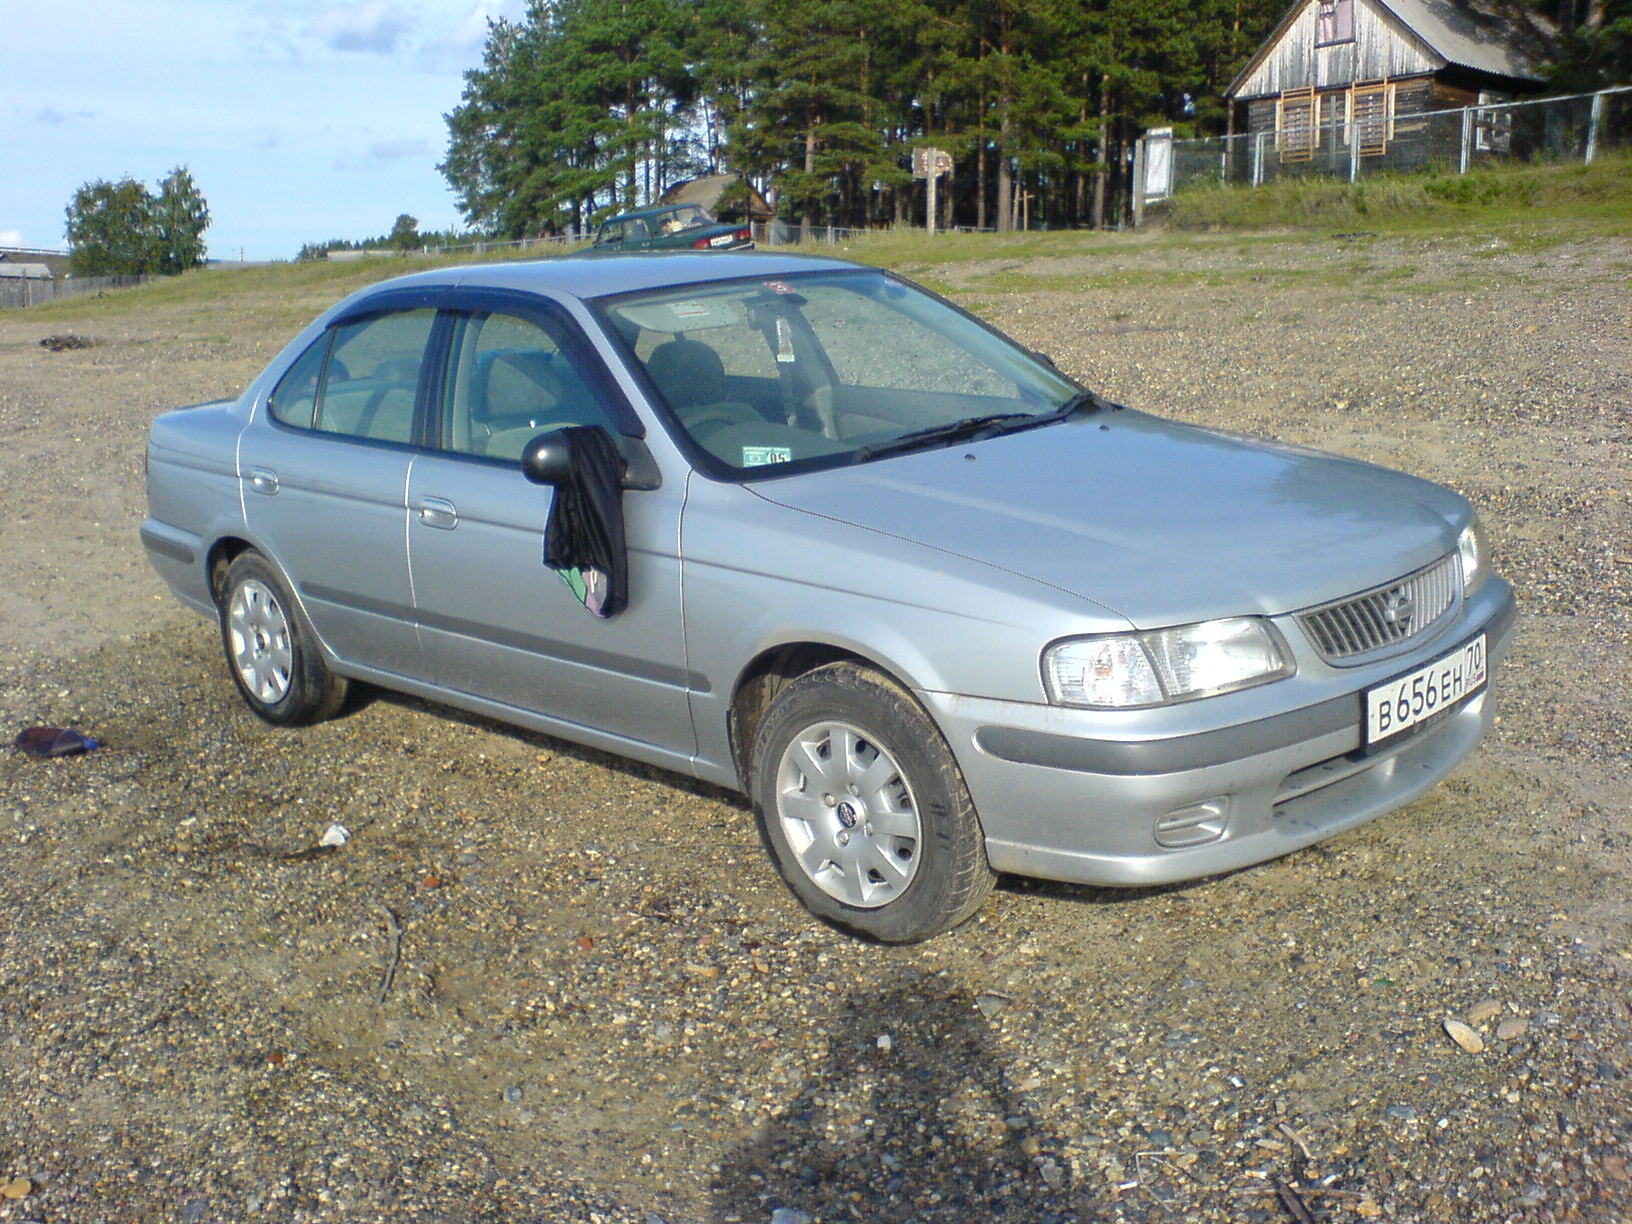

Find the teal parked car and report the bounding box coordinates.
[591,204,753,252]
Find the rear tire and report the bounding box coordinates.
[219,551,348,725]
[749,663,994,943]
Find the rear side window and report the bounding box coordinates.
[314,310,437,444]
[267,309,436,443]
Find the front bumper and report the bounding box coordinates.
[926,578,1517,888]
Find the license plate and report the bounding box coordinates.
[1365,635,1487,746]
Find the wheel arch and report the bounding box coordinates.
[206,535,348,672]
[727,641,922,787]
[206,536,258,607]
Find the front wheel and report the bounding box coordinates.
[749,663,994,943]
[218,551,348,725]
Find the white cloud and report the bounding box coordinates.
[336,137,432,169]
[0,230,24,247]
[422,0,522,65]
[32,106,96,124]
[305,1,413,53]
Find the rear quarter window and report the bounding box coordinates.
[267,338,328,428]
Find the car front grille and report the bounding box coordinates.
[1298,553,1460,664]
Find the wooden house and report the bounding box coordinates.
[658,175,774,224]
[1227,0,1554,163]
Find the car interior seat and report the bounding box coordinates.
[644,338,760,436]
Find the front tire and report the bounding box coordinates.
[750,663,994,943]
[219,551,348,725]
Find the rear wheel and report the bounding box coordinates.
[750,663,994,943]
[219,551,347,725]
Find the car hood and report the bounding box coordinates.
[748,411,1464,629]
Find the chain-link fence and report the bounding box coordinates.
[1146,84,1630,203]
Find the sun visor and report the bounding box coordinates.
[616,295,745,333]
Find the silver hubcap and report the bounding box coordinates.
[774,721,921,908]
[227,579,294,705]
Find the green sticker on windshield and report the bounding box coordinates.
[742,446,793,466]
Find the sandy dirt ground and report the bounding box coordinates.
[0,232,1628,1223]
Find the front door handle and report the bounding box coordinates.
[248,467,279,495]
[416,497,458,530]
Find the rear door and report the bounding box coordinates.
[240,297,439,677]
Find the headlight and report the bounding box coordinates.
[1457,519,1489,597]
[1043,618,1293,709]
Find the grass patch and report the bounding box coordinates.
[809,227,1141,271]
[1166,151,1632,239]
[9,153,1624,333]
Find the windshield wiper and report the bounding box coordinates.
[1040,388,1113,421]
[851,412,1041,463]
[850,391,1111,464]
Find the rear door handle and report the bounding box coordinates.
[248,467,279,495]
[416,497,458,530]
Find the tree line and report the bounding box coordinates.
[295,214,467,261]
[441,0,1629,239]
[441,0,1293,237]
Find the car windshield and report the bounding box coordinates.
[600,270,1086,478]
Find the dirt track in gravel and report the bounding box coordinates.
[0,232,1629,1223]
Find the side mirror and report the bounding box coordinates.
[521,427,662,491]
[521,429,575,486]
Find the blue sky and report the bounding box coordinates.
[3,0,525,261]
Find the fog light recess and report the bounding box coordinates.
[1154,799,1229,849]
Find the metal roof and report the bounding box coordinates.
[1389,0,1552,79]
[660,174,775,219]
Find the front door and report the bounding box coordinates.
[404,301,695,763]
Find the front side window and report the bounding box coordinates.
[597,218,649,245]
[439,310,615,460]
[601,270,1082,478]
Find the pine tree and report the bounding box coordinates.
[441,0,1297,235]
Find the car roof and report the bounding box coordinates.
[604,204,696,222]
[351,250,866,305]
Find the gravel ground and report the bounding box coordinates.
[1,231,1629,1223]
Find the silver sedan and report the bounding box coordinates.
[143,252,1515,942]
